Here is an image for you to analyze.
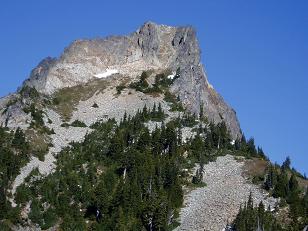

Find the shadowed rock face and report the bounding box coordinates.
[21,22,241,139]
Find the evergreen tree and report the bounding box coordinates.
[273,169,289,198]
[234,138,241,151]
[199,103,204,120]
[192,163,204,185]
[142,105,149,121]
[257,146,266,159]
[233,194,284,231]
[303,188,308,221]
[288,173,299,195]
[257,201,265,229]
[12,127,27,150]
[288,173,301,220]
[158,102,162,115]
[247,138,257,155]
[264,164,277,190]
[281,156,291,171]
[0,184,9,220]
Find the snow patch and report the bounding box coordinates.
[94,69,119,78]
[167,71,176,80]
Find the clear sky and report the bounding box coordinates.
[0,1,307,174]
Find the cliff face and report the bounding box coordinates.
[21,22,241,139]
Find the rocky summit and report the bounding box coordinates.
[19,22,240,139]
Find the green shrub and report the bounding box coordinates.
[29,198,43,225]
[52,97,60,105]
[92,103,99,108]
[19,86,39,99]
[155,73,172,88]
[33,148,47,161]
[70,120,87,127]
[164,91,176,103]
[252,175,264,184]
[164,91,184,112]
[60,122,70,128]
[40,126,55,135]
[0,221,11,231]
[41,209,58,230]
[15,184,32,205]
[129,70,180,95]
[116,85,126,94]
[23,104,44,128]
[129,71,149,92]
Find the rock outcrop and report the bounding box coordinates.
[20,22,241,139]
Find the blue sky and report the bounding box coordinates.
[0,1,307,174]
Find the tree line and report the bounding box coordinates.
[0,104,279,230]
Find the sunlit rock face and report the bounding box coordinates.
[21,22,241,139]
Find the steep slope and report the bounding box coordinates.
[0,22,253,230]
[18,22,241,139]
[176,155,277,231]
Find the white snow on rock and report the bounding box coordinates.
[167,71,176,80]
[93,69,119,78]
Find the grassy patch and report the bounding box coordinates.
[243,157,268,179]
[187,182,207,189]
[50,78,108,121]
[25,129,51,161]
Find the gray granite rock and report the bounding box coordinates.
[175,155,278,231]
[20,22,241,139]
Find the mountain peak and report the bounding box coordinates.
[14,22,241,138]
[22,22,199,94]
